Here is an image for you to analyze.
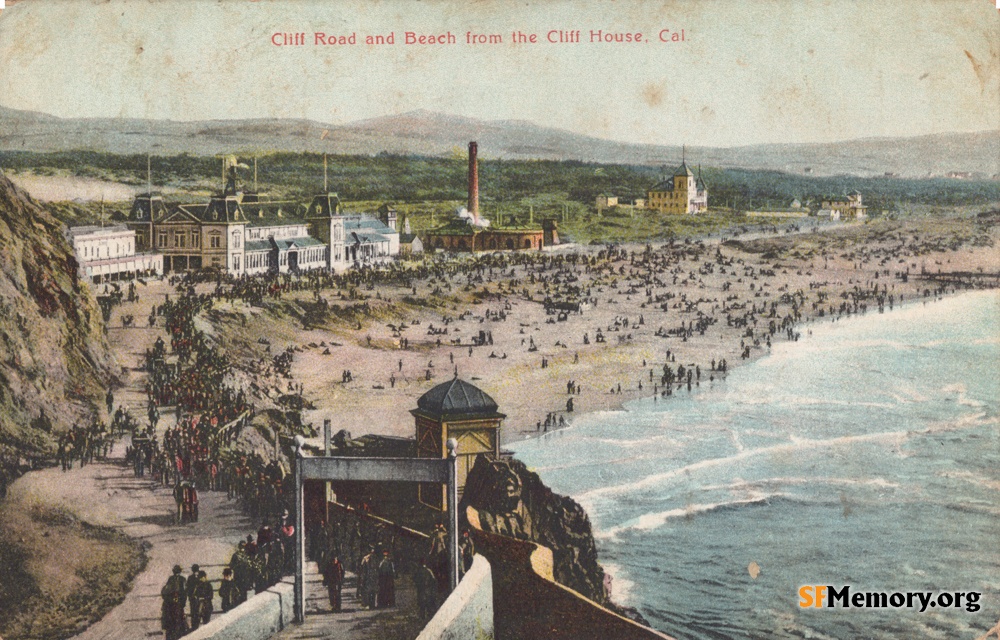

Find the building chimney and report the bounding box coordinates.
[468,141,479,221]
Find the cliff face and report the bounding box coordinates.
[0,171,116,489]
[462,454,609,604]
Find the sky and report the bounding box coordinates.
[0,0,997,147]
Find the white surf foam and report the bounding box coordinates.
[577,429,910,503]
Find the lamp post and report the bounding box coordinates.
[293,435,306,623]
[446,438,459,591]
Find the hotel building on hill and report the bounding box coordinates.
[647,161,708,214]
[124,188,398,275]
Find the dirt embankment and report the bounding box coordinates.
[0,171,117,492]
[0,496,147,640]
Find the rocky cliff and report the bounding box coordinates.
[462,455,649,624]
[0,170,116,491]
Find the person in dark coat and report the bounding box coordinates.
[244,533,258,559]
[161,565,188,640]
[195,570,214,624]
[321,554,345,611]
[413,557,438,620]
[266,539,284,587]
[229,541,252,605]
[358,547,378,610]
[186,564,201,630]
[376,551,396,608]
[427,523,449,594]
[219,567,240,612]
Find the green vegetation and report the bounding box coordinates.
[0,501,148,640]
[4,150,999,244]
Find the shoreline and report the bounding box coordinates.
[506,285,1000,636]
[511,285,998,456]
[510,285,998,446]
[175,217,1000,455]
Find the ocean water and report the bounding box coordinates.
[510,290,1000,639]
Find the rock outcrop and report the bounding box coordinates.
[0,170,116,492]
[462,454,653,626]
[462,455,609,603]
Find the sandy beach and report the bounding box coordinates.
[103,215,1000,451]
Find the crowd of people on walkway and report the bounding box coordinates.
[138,287,297,523]
[56,416,114,471]
[160,511,296,639]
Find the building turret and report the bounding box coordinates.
[412,378,505,508]
[378,203,398,231]
[306,193,344,268]
[127,192,167,250]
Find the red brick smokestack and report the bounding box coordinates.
[468,141,479,221]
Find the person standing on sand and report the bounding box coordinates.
[219,567,239,612]
[358,546,378,609]
[196,570,214,625]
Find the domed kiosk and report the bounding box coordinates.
[412,378,505,508]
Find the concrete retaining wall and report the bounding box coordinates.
[183,577,294,640]
[466,507,673,640]
[416,554,494,640]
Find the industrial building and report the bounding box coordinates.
[422,141,557,253]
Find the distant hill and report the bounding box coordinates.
[0,106,997,178]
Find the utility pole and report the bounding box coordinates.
[324,154,328,193]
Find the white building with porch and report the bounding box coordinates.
[65,225,163,283]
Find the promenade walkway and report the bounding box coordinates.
[10,442,253,640]
[274,562,425,640]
